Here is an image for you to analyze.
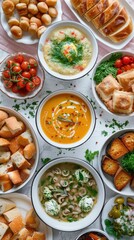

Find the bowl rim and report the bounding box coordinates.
[31,157,106,232]
[37,20,98,81]
[0,106,39,194]
[75,228,110,240]
[0,52,45,100]
[98,128,134,196]
[35,89,96,149]
[91,50,134,117]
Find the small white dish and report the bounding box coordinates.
[92,50,134,117]
[35,89,96,148]
[0,106,39,194]
[1,193,53,240]
[75,228,110,240]
[38,21,98,80]
[0,1,62,45]
[0,52,45,100]
[31,157,106,231]
[101,195,134,240]
[65,0,134,50]
[98,129,134,196]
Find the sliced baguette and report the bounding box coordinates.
[25,209,40,230]
[0,151,11,164]
[32,231,46,240]
[24,143,36,159]
[1,179,13,192]
[1,229,13,240]
[121,132,134,151]
[0,125,13,138]
[107,138,129,160]
[11,151,31,169]
[9,215,24,234]
[0,198,16,214]
[0,138,10,147]
[0,222,8,240]
[114,166,132,191]
[18,130,32,146]
[8,170,22,185]
[102,155,119,176]
[3,208,21,223]
[5,117,23,135]
[9,137,20,154]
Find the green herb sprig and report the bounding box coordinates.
[84,149,99,163]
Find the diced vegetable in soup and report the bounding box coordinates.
[43,27,92,75]
[38,163,98,222]
[40,94,92,144]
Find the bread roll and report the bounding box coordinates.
[28,22,38,35]
[19,0,30,4]
[8,17,20,27]
[45,0,57,7]
[85,0,109,21]
[30,17,42,27]
[37,2,48,13]
[48,7,58,18]
[16,2,28,15]
[11,25,23,38]
[41,14,52,25]
[2,0,15,15]
[28,3,38,15]
[37,25,46,38]
[20,16,30,31]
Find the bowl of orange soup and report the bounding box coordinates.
[36,90,96,148]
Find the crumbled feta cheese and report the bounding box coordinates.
[45,199,60,216]
[79,196,93,212]
[43,187,52,199]
[74,169,89,183]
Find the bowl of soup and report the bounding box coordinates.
[36,89,96,148]
[75,228,110,240]
[38,21,98,80]
[31,157,106,231]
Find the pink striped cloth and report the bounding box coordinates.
[0,0,133,58]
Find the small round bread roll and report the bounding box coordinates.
[28,22,38,35]
[8,17,20,27]
[37,2,48,13]
[20,17,30,31]
[48,7,58,18]
[10,0,19,5]
[19,0,30,4]
[16,3,27,10]
[10,26,23,38]
[30,17,42,27]
[28,3,38,15]
[45,0,57,7]
[2,0,15,15]
[37,25,46,38]
[41,14,51,25]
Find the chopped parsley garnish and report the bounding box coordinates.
[121,151,134,173]
[85,149,99,163]
[94,53,122,84]
[105,119,129,131]
[87,186,98,197]
[101,130,108,136]
[41,158,51,165]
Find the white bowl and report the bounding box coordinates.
[98,129,134,196]
[31,157,106,231]
[38,21,98,80]
[92,50,134,117]
[75,228,110,240]
[35,89,96,148]
[0,52,45,100]
[0,106,39,194]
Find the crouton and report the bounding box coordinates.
[8,170,22,185]
[1,229,13,240]
[25,209,39,230]
[1,179,13,192]
[0,125,13,138]
[0,164,7,177]
[102,155,119,176]
[9,215,25,234]
[0,198,16,214]
[0,174,9,181]
[0,216,8,224]
[18,130,32,146]
[24,143,36,159]
[15,227,30,239]
[0,222,8,240]
[3,208,21,223]
[114,167,132,191]
[11,151,31,169]
[121,132,134,151]
[32,231,46,240]
[0,138,10,147]
[107,138,128,160]
[19,169,30,183]
[5,117,22,135]
[9,137,20,154]
[0,110,8,122]
[6,160,14,172]
[0,151,11,164]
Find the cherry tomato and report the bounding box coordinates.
[32,76,41,86]
[14,54,24,64]
[22,71,31,79]
[17,78,26,89]
[19,88,28,96]
[2,70,10,79]
[131,63,134,68]
[29,58,38,68]
[122,56,131,65]
[3,80,13,89]
[26,82,35,92]
[11,85,19,93]
[114,59,123,68]
[129,56,134,63]
[117,69,122,75]
[121,66,125,72]
[29,68,37,77]
[124,65,131,71]
[21,61,30,71]
[12,66,22,73]
[6,60,15,68]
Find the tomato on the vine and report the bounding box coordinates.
[11,85,20,93]
[29,68,37,77]
[12,66,22,74]
[122,56,131,65]
[17,78,26,89]
[19,88,28,96]
[26,82,35,92]
[32,76,41,86]
[114,59,122,68]
[29,58,37,68]
[21,61,30,71]
[2,70,10,79]
[117,69,122,75]
[6,60,15,68]
[14,54,24,64]
[4,80,13,88]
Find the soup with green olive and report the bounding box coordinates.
[40,94,92,144]
[43,27,92,75]
[38,163,98,222]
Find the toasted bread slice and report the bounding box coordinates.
[9,215,25,234]
[0,198,16,214]
[114,167,132,191]
[107,138,128,160]
[102,155,119,176]
[25,209,39,230]
[121,132,134,151]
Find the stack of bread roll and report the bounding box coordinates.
[2,0,58,39]
[71,0,133,43]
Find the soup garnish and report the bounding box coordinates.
[39,163,98,222]
[40,94,92,144]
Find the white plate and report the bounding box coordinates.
[0,1,62,45]
[101,195,134,240]
[1,193,53,240]
[64,0,134,50]
[98,129,134,196]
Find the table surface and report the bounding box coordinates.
[0,1,134,239]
